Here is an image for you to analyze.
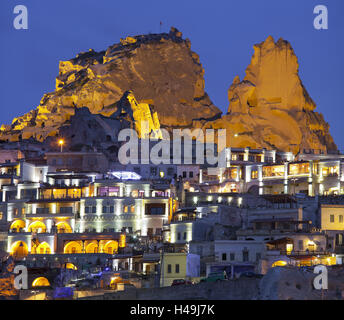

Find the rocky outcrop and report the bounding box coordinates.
[0,257,19,298]
[0,32,337,154]
[197,36,337,154]
[0,27,220,142]
[113,91,162,139]
[44,91,163,154]
[259,266,344,300]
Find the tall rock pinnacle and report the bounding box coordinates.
[198,36,337,154]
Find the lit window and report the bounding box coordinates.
[263,165,284,177]
[251,170,258,179]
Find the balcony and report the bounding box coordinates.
[28,196,81,203]
[267,249,331,256]
[170,216,196,223]
[25,212,75,218]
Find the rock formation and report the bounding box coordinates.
[0,27,220,143]
[0,31,337,155]
[113,91,162,139]
[259,266,344,300]
[44,91,162,155]
[197,36,337,154]
[0,257,19,299]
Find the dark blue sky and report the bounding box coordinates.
[1,0,343,151]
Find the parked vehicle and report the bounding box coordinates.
[171,279,193,286]
[200,272,227,282]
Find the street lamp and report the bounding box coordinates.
[58,139,64,152]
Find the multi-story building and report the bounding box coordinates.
[160,252,200,286]
[198,148,344,197]
[77,177,173,237]
[2,161,175,269]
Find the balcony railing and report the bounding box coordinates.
[25,212,75,218]
[268,250,331,256]
[171,216,196,223]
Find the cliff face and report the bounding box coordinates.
[199,36,337,154]
[0,27,220,142]
[0,31,337,154]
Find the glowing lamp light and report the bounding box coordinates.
[58,139,64,152]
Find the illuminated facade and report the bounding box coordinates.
[77,179,171,237]
[0,147,343,281]
[199,150,344,196]
[2,161,174,261]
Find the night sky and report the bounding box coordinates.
[0,0,343,151]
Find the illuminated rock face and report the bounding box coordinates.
[114,91,163,139]
[0,258,19,298]
[0,27,220,142]
[196,36,337,154]
[0,33,337,154]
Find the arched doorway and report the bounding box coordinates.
[56,222,72,233]
[64,241,82,254]
[103,240,118,254]
[28,221,47,233]
[32,277,50,287]
[10,241,28,259]
[35,242,51,254]
[10,220,25,232]
[86,242,98,253]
